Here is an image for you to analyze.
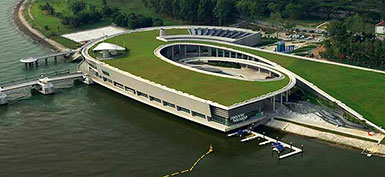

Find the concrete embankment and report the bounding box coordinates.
[14,0,67,51]
[265,118,385,156]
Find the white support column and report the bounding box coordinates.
[235,52,238,58]
[171,46,174,59]
[183,45,186,57]
[179,45,181,58]
[280,93,283,106]
[216,48,218,57]
[37,78,55,95]
[198,46,201,56]
[208,47,212,57]
[0,92,7,105]
[273,96,276,111]
[82,73,94,85]
[286,91,289,102]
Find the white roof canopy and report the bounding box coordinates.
[93,42,126,51]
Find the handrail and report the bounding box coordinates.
[0,69,75,87]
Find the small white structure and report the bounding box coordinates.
[93,42,126,59]
[0,92,7,105]
[160,28,166,37]
[82,74,94,85]
[375,21,385,34]
[36,78,55,95]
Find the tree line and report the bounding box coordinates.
[39,0,163,29]
[322,15,385,70]
[142,0,385,25]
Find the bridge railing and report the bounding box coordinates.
[0,69,76,88]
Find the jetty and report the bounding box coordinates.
[229,130,303,160]
[20,50,79,67]
[0,70,85,105]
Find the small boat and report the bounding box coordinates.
[272,142,284,153]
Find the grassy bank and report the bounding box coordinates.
[25,0,183,48]
[165,29,189,35]
[250,51,385,128]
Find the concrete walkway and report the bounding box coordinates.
[265,118,385,155]
[275,105,385,143]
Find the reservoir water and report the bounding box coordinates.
[0,0,384,176]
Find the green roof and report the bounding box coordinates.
[90,28,385,129]
[90,29,290,106]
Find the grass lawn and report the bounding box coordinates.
[98,30,291,106]
[165,29,189,35]
[26,0,184,48]
[250,51,385,128]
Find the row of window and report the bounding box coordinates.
[98,74,207,120]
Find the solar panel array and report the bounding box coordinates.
[189,28,252,39]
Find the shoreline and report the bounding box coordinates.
[13,0,67,51]
[265,118,385,156]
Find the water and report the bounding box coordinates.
[0,0,384,176]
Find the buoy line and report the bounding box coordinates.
[162,145,213,177]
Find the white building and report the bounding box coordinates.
[375,21,385,34]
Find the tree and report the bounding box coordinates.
[344,14,374,34]
[198,0,214,24]
[250,0,265,18]
[136,14,153,27]
[283,3,303,20]
[236,0,252,19]
[318,3,337,20]
[171,0,180,16]
[179,0,199,22]
[39,3,56,16]
[113,13,127,27]
[160,0,173,16]
[213,0,234,25]
[269,12,283,39]
[327,20,347,38]
[267,2,282,14]
[101,6,114,17]
[153,18,164,26]
[70,1,86,15]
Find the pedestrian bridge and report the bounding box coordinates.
[0,70,87,105]
[20,50,78,67]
